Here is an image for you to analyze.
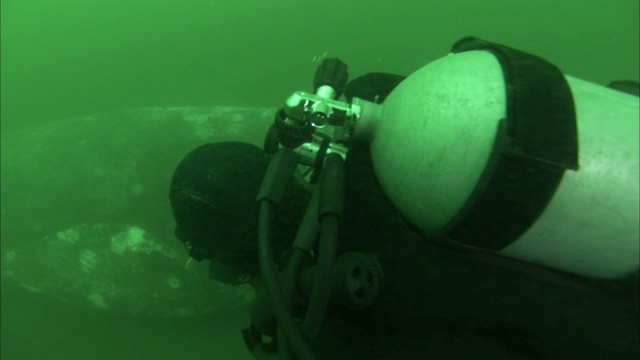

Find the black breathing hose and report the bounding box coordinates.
[257,148,316,360]
[302,153,344,340]
[258,202,315,360]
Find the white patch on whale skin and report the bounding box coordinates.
[79,249,98,273]
[166,276,181,289]
[182,108,249,138]
[57,228,80,243]
[88,293,110,309]
[184,113,215,138]
[110,226,163,255]
[227,114,246,134]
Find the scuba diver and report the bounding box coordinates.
[169,37,639,359]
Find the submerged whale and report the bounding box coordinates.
[2,223,256,317]
[0,106,276,317]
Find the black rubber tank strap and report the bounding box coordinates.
[437,36,579,250]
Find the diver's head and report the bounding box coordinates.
[169,141,306,284]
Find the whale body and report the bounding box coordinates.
[1,106,276,317]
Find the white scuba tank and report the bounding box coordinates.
[353,49,639,279]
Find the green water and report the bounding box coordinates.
[2,0,638,133]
